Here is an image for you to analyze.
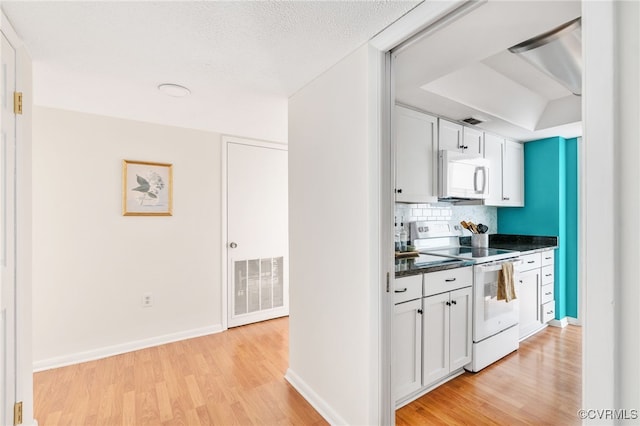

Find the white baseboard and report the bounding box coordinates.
[285,368,347,426]
[548,317,569,328]
[567,316,582,326]
[33,324,225,372]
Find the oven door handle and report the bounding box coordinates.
[478,259,522,272]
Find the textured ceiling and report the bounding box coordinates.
[2,1,420,141]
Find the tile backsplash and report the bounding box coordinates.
[395,202,498,235]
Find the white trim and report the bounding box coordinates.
[221,136,228,330]
[1,12,23,49]
[548,317,569,328]
[376,49,394,426]
[284,368,349,426]
[567,317,581,326]
[33,324,224,372]
[369,0,472,52]
[582,1,616,414]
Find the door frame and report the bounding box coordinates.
[0,11,33,426]
[220,135,288,330]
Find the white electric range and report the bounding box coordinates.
[409,221,522,372]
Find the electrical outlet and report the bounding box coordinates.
[142,293,153,307]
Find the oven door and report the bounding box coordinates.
[473,260,520,342]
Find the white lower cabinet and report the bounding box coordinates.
[518,249,556,340]
[393,268,472,406]
[393,298,423,402]
[517,268,541,338]
[423,286,472,387]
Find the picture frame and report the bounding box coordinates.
[122,160,173,216]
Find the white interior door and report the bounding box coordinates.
[0,31,17,426]
[225,138,288,328]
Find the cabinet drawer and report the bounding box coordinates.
[541,265,554,285]
[394,274,423,304]
[541,300,555,323]
[541,283,554,305]
[518,252,541,271]
[541,250,554,266]
[424,266,472,296]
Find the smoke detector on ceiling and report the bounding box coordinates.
[158,83,191,97]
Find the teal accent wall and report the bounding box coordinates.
[498,136,579,320]
[565,138,579,317]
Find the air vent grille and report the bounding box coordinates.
[462,117,483,125]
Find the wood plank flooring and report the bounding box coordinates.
[397,325,582,425]
[34,317,326,426]
[34,319,581,426]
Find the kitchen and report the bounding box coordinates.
[389,0,580,418]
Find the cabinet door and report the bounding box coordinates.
[393,299,423,402]
[438,118,463,152]
[449,286,472,371]
[395,106,438,203]
[463,126,484,157]
[422,292,450,386]
[502,140,524,206]
[517,268,541,339]
[483,133,504,206]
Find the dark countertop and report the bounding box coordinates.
[395,234,557,278]
[459,234,558,253]
[395,255,474,278]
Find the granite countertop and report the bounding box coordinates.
[395,255,474,278]
[459,234,558,253]
[395,234,558,278]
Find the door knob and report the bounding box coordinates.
[229,242,238,248]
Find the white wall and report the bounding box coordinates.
[615,0,640,413]
[287,44,382,425]
[583,0,640,420]
[32,107,223,368]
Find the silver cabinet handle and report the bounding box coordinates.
[394,288,408,293]
[545,291,552,296]
[229,242,238,248]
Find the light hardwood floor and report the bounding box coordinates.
[34,317,325,426]
[34,319,580,425]
[397,324,582,425]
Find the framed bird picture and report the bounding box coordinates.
[122,160,173,216]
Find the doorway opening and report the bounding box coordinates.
[385,1,583,423]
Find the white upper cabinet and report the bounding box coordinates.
[395,106,438,203]
[503,140,524,206]
[484,133,524,207]
[463,126,484,157]
[484,132,504,205]
[438,118,484,157]
[438,119,463,152]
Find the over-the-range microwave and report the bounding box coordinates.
[438,150,489,200]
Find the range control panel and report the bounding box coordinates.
[410,221,463,240]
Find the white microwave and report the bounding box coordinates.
[438,150,489,200]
